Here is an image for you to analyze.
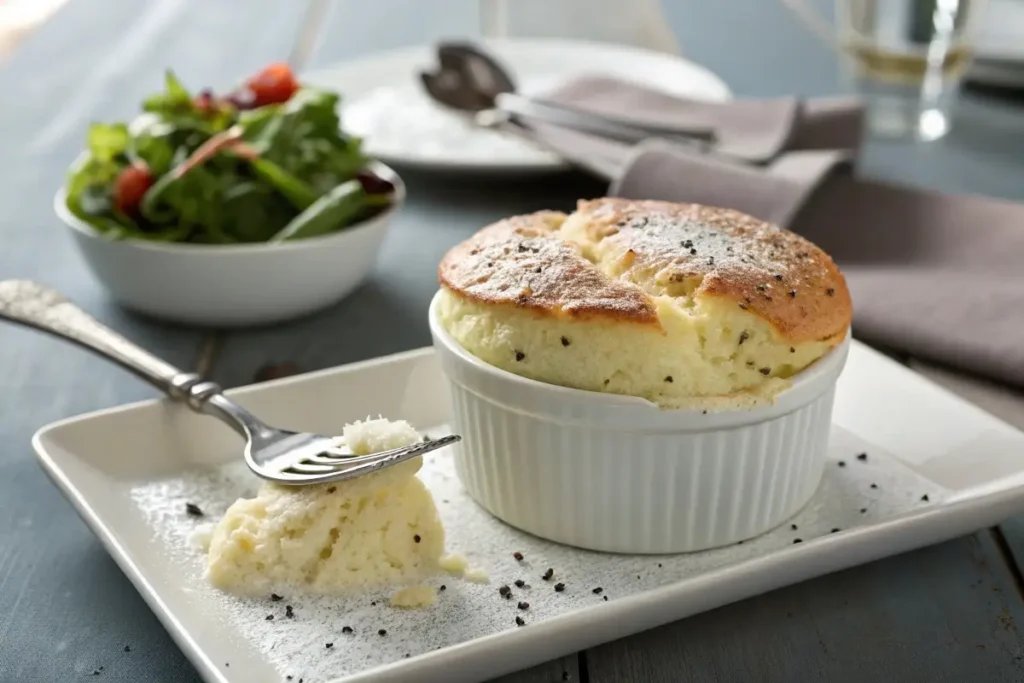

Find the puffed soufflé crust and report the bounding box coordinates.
[439,199,851,344]
[437,198,852,407]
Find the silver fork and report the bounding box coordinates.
[0,280,459,485]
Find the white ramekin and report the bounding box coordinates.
[428,291,851,554]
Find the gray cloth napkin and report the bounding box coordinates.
[519,77,1024,389]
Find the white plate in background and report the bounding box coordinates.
[303,38,731,174]
[33,341,1024,682]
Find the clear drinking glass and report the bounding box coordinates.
[785,0,988,141]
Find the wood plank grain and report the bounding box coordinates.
[586,533,1024,683]
[488,655,578,683]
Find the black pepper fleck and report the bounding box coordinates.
[682,239,693,248]
[370,601,376,607]
[378,629,387,636]
[515,350,525,362]
[514,579,526,588]
[838,461,846,467]
[265,614,274,621]
[870,483,878,489]
[515,616,525,627]
[690,248,697,255]
[499,585,512,598]
[774,274,783,281]
[325,643,334,649]
[561,337,570,347]
[123,646,131,653]
[857,453,868,461]
[185,502,204,517]
[592,587,603,595]
[285,605,294,618]
[664,376,673,383]
[658,563,663,568]
[739,303,748,310]
[270,593,284,602]
[702,410,708,415]
[326,486,336,493]
[921,494,930,502]
[759,367,771,375]
[554,582,566,592]
[542,568,554,581]
[790,347,796,353]
[793,538,803,544]
[831,528,840,533]
[513,551,524,561]
[826,288,835,296]
[788,289,797,298]
[414,534,421,543]
[518,601,530,610]
[738,331,749,345]
[860,507,868,514]
[342,626,353,634]
[603,595,608,601]
[791,524,798,530]
[439,585,446,591]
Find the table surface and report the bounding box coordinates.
[4,1,1024,681]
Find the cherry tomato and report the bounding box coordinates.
[247,63,300,107]
[113,163,155,216]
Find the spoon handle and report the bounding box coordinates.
[0,280,204,399]
[495,92,713,146]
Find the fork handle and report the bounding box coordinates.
[0,280,221,408]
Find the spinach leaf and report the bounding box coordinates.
[241,88,366,195]
[143,70,234,136]
[65,123,131,233]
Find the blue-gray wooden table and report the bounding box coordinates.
[3,1,1024,681]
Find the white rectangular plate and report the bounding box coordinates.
[34,341,1024,683]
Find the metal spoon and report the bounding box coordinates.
[0,280,459,486]
[421,41,714,147]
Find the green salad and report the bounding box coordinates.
[65,63,396,244]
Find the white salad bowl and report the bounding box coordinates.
[55,161,404,327]
[429,290,852,554]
